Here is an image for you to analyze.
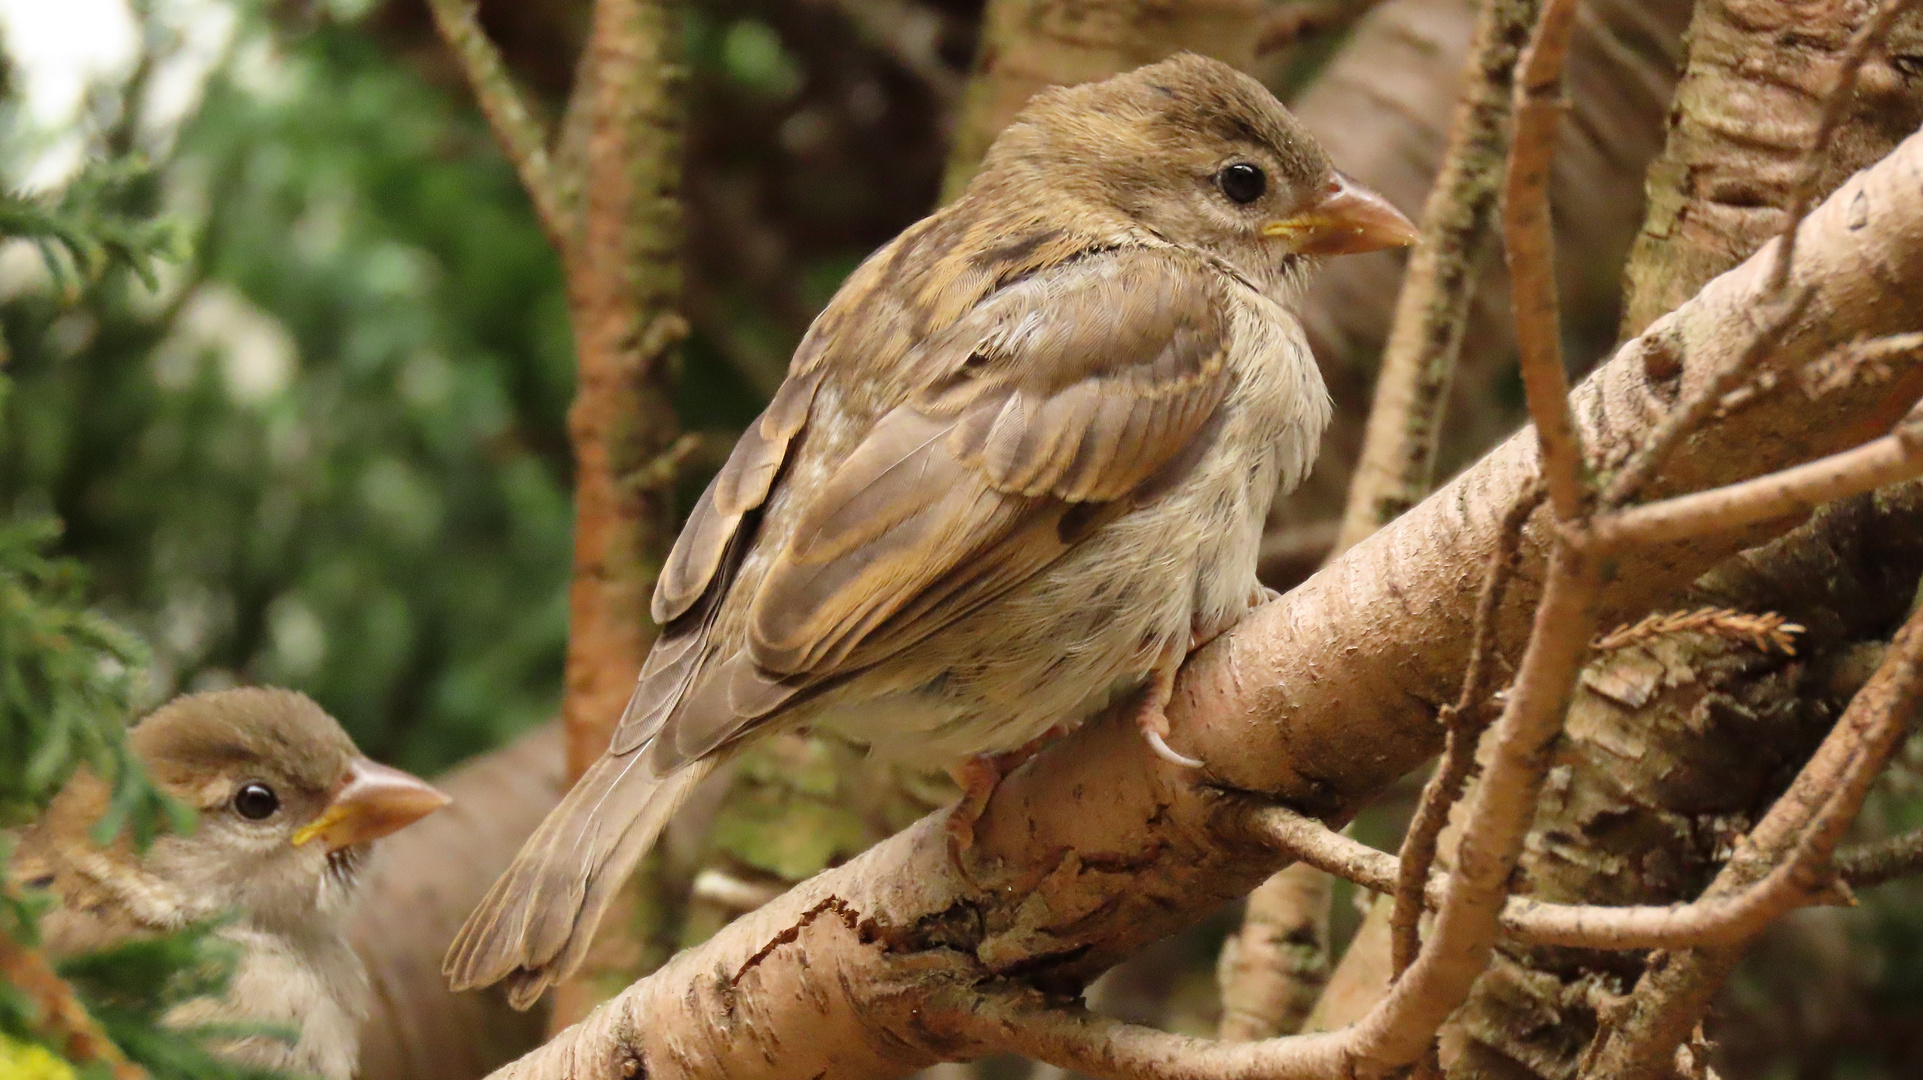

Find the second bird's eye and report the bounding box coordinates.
[234,782,279,820]
[1217,162,1267,205]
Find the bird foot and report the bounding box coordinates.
[945,727,1068,851]
[1187,586,1281,652]
[1135,649,1203,769]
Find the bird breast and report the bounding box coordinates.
[816,284,1329,761]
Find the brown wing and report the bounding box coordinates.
[747,248,1234,677]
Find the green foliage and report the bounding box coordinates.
[57,924,285,1080]
[0,519,177,842]
[0,158,189,295]
[0,10,574,775]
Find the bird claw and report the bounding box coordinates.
[1143,723,1205,768]
[1133,655,1203,769]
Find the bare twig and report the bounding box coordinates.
[1596,419,1923,549]
[1802,332,1923,398]
[1255,803,1841,953]
[1838,826,1923,887]
[1388,484,1543,975]
[1333,0,1542,550]
[423,0,570,249]
[1602,291,1816,508]
[1502,0,1584,519]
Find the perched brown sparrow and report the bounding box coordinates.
[447,52,1417,1007]
[13,688,450,1080]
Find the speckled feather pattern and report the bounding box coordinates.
[446,53,1352,1005]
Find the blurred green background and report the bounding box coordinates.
[0,0,966,775]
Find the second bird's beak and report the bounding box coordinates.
[1261,172,1420,256]
[292,758,451,853]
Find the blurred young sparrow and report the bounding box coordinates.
[448,52,1417,1007]
[13,688,450,1080]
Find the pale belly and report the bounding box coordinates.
[807,284,1328,762]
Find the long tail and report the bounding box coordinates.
[443,750,717,1009]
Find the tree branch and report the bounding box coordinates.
[1332,0,1539,549]
[482,124,1923,1080]
[422,0,571,249]
[1596,410,1923,548]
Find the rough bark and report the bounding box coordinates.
[1217,865,1334,1041]
[1439,489,1923,1080]
[1619,0,1923,339]
[481,124,1923,1080]
[548,0,689,1026]
[1428,7,1923,1075]
[352,724,565,1080]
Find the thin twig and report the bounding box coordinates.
[1256,805,1836,951]
[1503,0,1585,520]
[1595,419,1923,549]
[1601,290,1816,509]
[1388,484,1543,975]
[1333,0,1543,550]
[1837,826,1923,887]
[423,0,571,250]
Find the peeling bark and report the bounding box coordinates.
[1619,0,1923,339]
[482,126,1923,1080]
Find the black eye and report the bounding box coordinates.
[234,782,279,821]
[1217,162,1267,205]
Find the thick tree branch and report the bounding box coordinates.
[484,124,1923,1080]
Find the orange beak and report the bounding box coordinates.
[291,758,450,853]
[1261,172,1420,256]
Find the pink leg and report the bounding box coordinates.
[945,725,1070,849]
[1136,639,1203,769]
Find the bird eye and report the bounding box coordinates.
[1217,162,1267,205]
[234,782,280,821]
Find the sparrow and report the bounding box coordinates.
[12,688,451,1080]
[446,52,1418,1008]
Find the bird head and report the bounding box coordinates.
[115,688,450,931]
[981,53,1418,295]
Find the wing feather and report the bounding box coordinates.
[746,249,1234,683]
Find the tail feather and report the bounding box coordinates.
[443,751,718,1008]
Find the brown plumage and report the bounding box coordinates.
[445,53,1417,1008]
[14,688,449,1080]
